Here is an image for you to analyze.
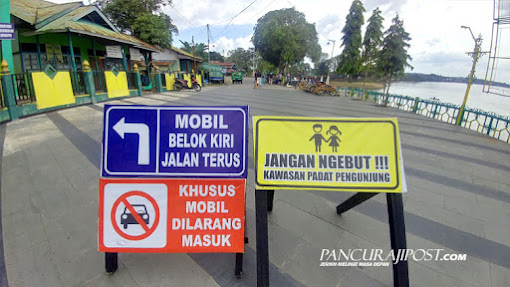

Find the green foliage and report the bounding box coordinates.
[179,41,207,60]
[252,8,321,72]
[361,8,384,77]
[313,60,329,76]
[337,0,365,76]
[313,52,330,76]
[98,0,177,48]
[227,48,254,74]
[209,52,224,62]
[288,61,310,76]
[377,15,413,80]
[260,60,277,74]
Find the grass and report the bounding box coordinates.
[329,80,384,90]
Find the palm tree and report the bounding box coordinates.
[179,41,207,60]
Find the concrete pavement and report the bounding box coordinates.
[1,80,509,286]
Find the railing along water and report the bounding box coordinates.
[337,87,510,143]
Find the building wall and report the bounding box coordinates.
[13,30,141,74]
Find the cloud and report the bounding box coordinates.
[411,51,499,79]
[500,0,510,17]
[212,34,253,54]
[316,14,343,37]
[364,0,408,12]
[415,51,468,64]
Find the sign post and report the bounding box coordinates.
[100,105,249,276]
[253,116,408,287]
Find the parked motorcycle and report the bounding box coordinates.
[174,75,201,92]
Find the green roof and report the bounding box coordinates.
[11,0,159,52]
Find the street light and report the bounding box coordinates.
[326,40,336,85]
[456,25,488,126]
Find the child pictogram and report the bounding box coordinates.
[309,124,342,152]
[309,124,327,152]
[326,125,342,152]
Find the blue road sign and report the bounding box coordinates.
[0,23,14,40]
[102,105,248,178]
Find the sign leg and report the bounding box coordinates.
[386,193,409,287]
[267,190,275,212]
[105,252,118,274]
[235,253,244,278]
[236,201,249,278]
[255,190,270,287]
[336,192,378,215]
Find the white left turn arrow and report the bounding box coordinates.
[113,117,150,165]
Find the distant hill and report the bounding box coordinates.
[399,73,510,88]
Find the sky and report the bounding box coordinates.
[70,0,509,81]
[163,0,508,81]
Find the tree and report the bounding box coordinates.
[313,52,330,76]
[98,0,177,48]
[252,8,321,73]
[179,41,207,60]
[377,14,413,99]
[209,52,224,62]
[227,48,254,74]
[361,8,384,87]
[336,0,365,77]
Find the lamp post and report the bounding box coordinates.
[326,40,336,85]
[456,26,487,126]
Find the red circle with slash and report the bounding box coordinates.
[111,190,160,241]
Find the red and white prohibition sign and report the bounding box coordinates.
[111,190,160,241]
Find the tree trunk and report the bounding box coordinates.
[384,73,393,106]
[363,70,367,90]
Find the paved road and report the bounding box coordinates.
[1,79,509,286]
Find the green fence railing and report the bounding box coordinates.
[12,73,36,105]
[337,87,510,143]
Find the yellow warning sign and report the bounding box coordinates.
[253,116,405,193]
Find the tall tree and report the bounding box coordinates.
[179,41,207,60]
[313,52,330,76]
[209,52,224,62]
[361,7,384,86]
[98,0,177,48]
[252,8,321,73]
[227,48,254,74]
[336,0,365,77]
[377,14,413,99]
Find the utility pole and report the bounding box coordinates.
[207,24,211,84]
[456,26,489,126]
[326,40,336,85]
[192,36,196,73]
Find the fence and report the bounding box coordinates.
[12,73,36,105]
[70,71,86,96]
[93,70,107,92]
[337,87,510,143]
[161,73,166,88]
[127,72,137,90]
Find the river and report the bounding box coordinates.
[378,82,510,118]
